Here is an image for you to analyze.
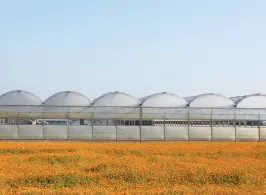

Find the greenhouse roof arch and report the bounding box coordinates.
[231,93,266,108]
[44,91,91,106]
[185,93,235,108]
[0,90,43,105]
[92,91,140,107]
[84,91,140,117]
[140,92,187,107]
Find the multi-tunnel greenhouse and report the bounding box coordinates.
[0,90,265,141]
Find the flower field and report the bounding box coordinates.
[0,142,265,195]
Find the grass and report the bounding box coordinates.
[0,148,34,155]
[28,154,82,165]
[0,142,265,194]
[7,174,93,188]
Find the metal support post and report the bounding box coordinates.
[67,107,70,141]
[164,113,166,141]
[258,110,261,142]
[42,110,45,140]
[234,108,237,142]
[211,108,213,142]
[92,112,94,141]
[17,112,20,140]
[140,107,143,143]
[115,114,118,143]
[188,107,190,142]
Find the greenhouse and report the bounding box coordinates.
[0,90,265,142]
[231,93,266,108]
[43,91,91,113]
[185,93,235,108]
[0,90,43,113]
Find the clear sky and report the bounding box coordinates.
[0,0,265,101]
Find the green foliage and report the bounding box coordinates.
[0,149,33,155]
[86,163,108,172]
[39,149,76,153]
[7,174,92,189]
[29,154,82,165]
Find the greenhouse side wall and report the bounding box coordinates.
[0,106,265,142]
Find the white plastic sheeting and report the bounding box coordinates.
[0,125,264,141]
[93,91,140,107]
[141,126,164,141]
[43,126,68,139]
[188,127,212,141]
[142,108,188,119]
[68,126,92,140]
[164,108,189,120]
[0,90,42,113]
[185,93,235,108]
[18,125,43,140]
[1,90,266,111]
[259,110,266,120]
[140,92,187,107]
[260,128,266,141]
[44,91,91,106]
[232,94,266,108]
[87,107,140,119]
[0,125,18,139]
[43,91,91,113]
[236,127,259,141]
[117,126,140,141]
[235,109,260,120]
[92,126,116,140]
[81,91,140,117]
[0,90,42,105]
[212,108,235,120]
[165,126,188,141]
[141,92,188,119]
[212,127,235,141]
[189,108,212,120]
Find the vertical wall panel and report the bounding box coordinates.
[117,126,140,141]
[260,127,266,141]
[68,126,92,140]
[0,125,18,139]
[44,126,68,140]
[0,124,264,142]
[141,126,164,141]
[18,125,43,140]
[189,127,212,141]
[165,126,188,141]
[236,127,259,142]
[92,126,116,141]
[212,127,235,141]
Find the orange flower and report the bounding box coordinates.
[0,142,264,194]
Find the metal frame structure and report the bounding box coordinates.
[0,106,265,142]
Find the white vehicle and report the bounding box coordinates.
[37,119,69,125]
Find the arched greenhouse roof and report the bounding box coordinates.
[92,91,140,107]
[231,93,266,108]
[0,90,43,105]
[44,91,91,106]
[185,93,235,108]
[140,92,187,107]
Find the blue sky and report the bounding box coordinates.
[0,0,265,101]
